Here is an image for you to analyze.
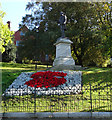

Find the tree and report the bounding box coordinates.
[94,2,112,59]
[2,39,16,62]
[20,2,112,66]
[17,28,55,62]
[0,6,14,54]
[18,2,57,62]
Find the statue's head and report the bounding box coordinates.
[60,11,64,16]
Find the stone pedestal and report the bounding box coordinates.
[53,37,75,70]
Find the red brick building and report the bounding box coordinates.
[14,26,28,47]
[7,22,52,64]
[7,21,27,46]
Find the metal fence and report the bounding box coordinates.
[2,80,112,113]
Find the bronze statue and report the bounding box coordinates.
[59,12,67,38]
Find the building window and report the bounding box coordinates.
[16,41,21,46]
[20,31,25,36]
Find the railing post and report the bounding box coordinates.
[34,85,36,113]
[3,90,6,113]
[90,82,92,112]
[27,86,28,111]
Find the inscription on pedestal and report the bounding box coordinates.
[56,43,71,58]
[53,38,75,67]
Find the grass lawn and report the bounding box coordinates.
[1,62,112,112]
[0,62,49,92]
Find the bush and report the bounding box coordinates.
[107,58,112,68]
[21,58,42,64]
[2,41,16,62]
[87,61,97,67]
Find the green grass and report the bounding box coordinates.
[1,62,112,112]
[0,62,50,92]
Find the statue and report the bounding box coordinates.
[58,12,67,38]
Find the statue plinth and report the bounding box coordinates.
[52,37,75,70]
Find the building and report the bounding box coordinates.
[6,21,28,47]
[11,25,28,62]
[9,22,52,64]
[14,25,28,47]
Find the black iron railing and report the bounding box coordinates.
[1,81,112,113]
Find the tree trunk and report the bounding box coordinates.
[77,55,83,66]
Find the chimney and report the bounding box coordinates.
[7,21,11,29]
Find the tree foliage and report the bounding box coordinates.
[18,29,55,62]
[20,2,112,66]
[2,39,16,62]
[95,2,112,58]
[0,6,14,54]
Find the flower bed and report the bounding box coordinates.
[25,71,67,88]
[3,71,82,96]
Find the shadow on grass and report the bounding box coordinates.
[1,65,112,112]
[2,92,112,112]
[82,70,112,85]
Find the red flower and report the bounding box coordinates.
[24,71,67,88]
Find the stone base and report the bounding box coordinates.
[50,65,82,71]
[51,65,75,71]
[53,57,75,66]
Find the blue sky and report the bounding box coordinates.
[1,0,31,31]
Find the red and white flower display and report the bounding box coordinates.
[25,71,67,88]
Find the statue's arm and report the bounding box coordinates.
[64,15,67,24]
